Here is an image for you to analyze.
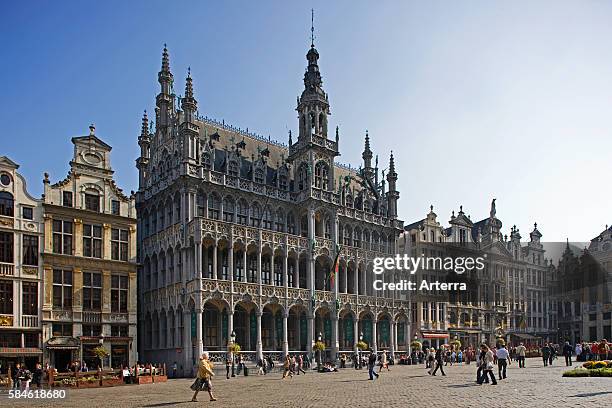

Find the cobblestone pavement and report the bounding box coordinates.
[4,359,611,408]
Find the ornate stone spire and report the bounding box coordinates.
[140,110,149,138]
[362,130,373,168]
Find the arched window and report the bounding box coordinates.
[237,199,248,225]
[254,168,264,184]
[286,212,296,235]
[318,112,326,135]
[297,163,308,191]
[314,161,329,190]
[165,199,173,227]
[174,193,181,222]
[196,190,206,217]
[363,197,371,213]
[309,112,316,134]
[262,206,273,230]
[151,206,157,232]
[202,153,212,170]
[208,193,220,220]
[223,196,235,222]
[0,192,14,217]
[250,203,261,227]
[343,225,352,246]
[278,174,288,191]
[300,215,308,238]
[363,230,370,250]
[324,217,331,239]
[345,193,353,209]
[275,208,285,232]
[228,160,239,177]
[353,228,361,248]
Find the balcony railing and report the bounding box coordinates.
[0,262,14,276]
[83,312,102,323]
[22,315,39,327]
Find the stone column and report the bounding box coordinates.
[227,309,234,347]
[256,311,263,361]
[307,315,314,358]
[242,250,247,283]
[283,252,288,289]
[331,314,339,363]
[372,319,378,354]
[195,241,202,280]
[282,311,289,356]
[229,242,234,282]
[354,264,359,294]
[271,253,275,285]
[196,308,204,359]
[183,309,191,375]
[212,240,218,280]
[353,318,359,352]
[390,321,396,360]
[257,247,262,285]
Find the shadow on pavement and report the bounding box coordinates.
[570,391,612,398]
[142,402,192,407]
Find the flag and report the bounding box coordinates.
[328,244,341,290]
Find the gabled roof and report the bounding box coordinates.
[404,219,425,232]
[71,135,113,151]
[0,156,19,169]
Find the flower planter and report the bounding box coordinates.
[153,375,167,383]
[137,376,153,384]
[101,378,124,387]
[78,380,101,388]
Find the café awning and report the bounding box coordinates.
[422,332,450,339]
[46,336,80,350]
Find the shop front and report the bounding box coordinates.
[45,337,80,372]
[421,331,450,349]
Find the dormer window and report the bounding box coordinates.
[254,169,264,184]
[202,153,211,170]
[314,161,329,190]
[84,193,100,212]
[228,160,239,177]
[279,174,288,191]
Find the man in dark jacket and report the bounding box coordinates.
[431,347,446,376]
[563,341,573,366]
[367,350,379,380]
[541,344,551,366]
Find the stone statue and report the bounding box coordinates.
[490,198,496,218]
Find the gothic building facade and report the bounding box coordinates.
[136,41,406,375]
[400,200,557,348]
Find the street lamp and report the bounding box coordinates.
[317,332,322,372]
[358,331,364,369]
[230,331,236,377]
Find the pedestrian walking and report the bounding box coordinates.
[367,350,379,380]
[477,344,497,385]
[282,354,293,379]
[563,341,573,366]
[297,354,306,375]
[378,350,390,372]
[191,353,217,402]
[495,344,510,379]
[541,343,550,367]
[430,347,446,376]
[515,343,526,368]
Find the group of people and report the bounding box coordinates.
[8,362,44,390]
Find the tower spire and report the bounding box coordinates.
[311,8,315,47]
[140,110,149,137]
[182,67,197,122]
[157,44,175,128]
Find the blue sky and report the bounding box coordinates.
[1,1,610,242]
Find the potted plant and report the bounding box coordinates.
[356,341,368,351]
[410,340,422,351]
[228,343,241,354]
[450,338,462,350]
[93,346,109,369]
